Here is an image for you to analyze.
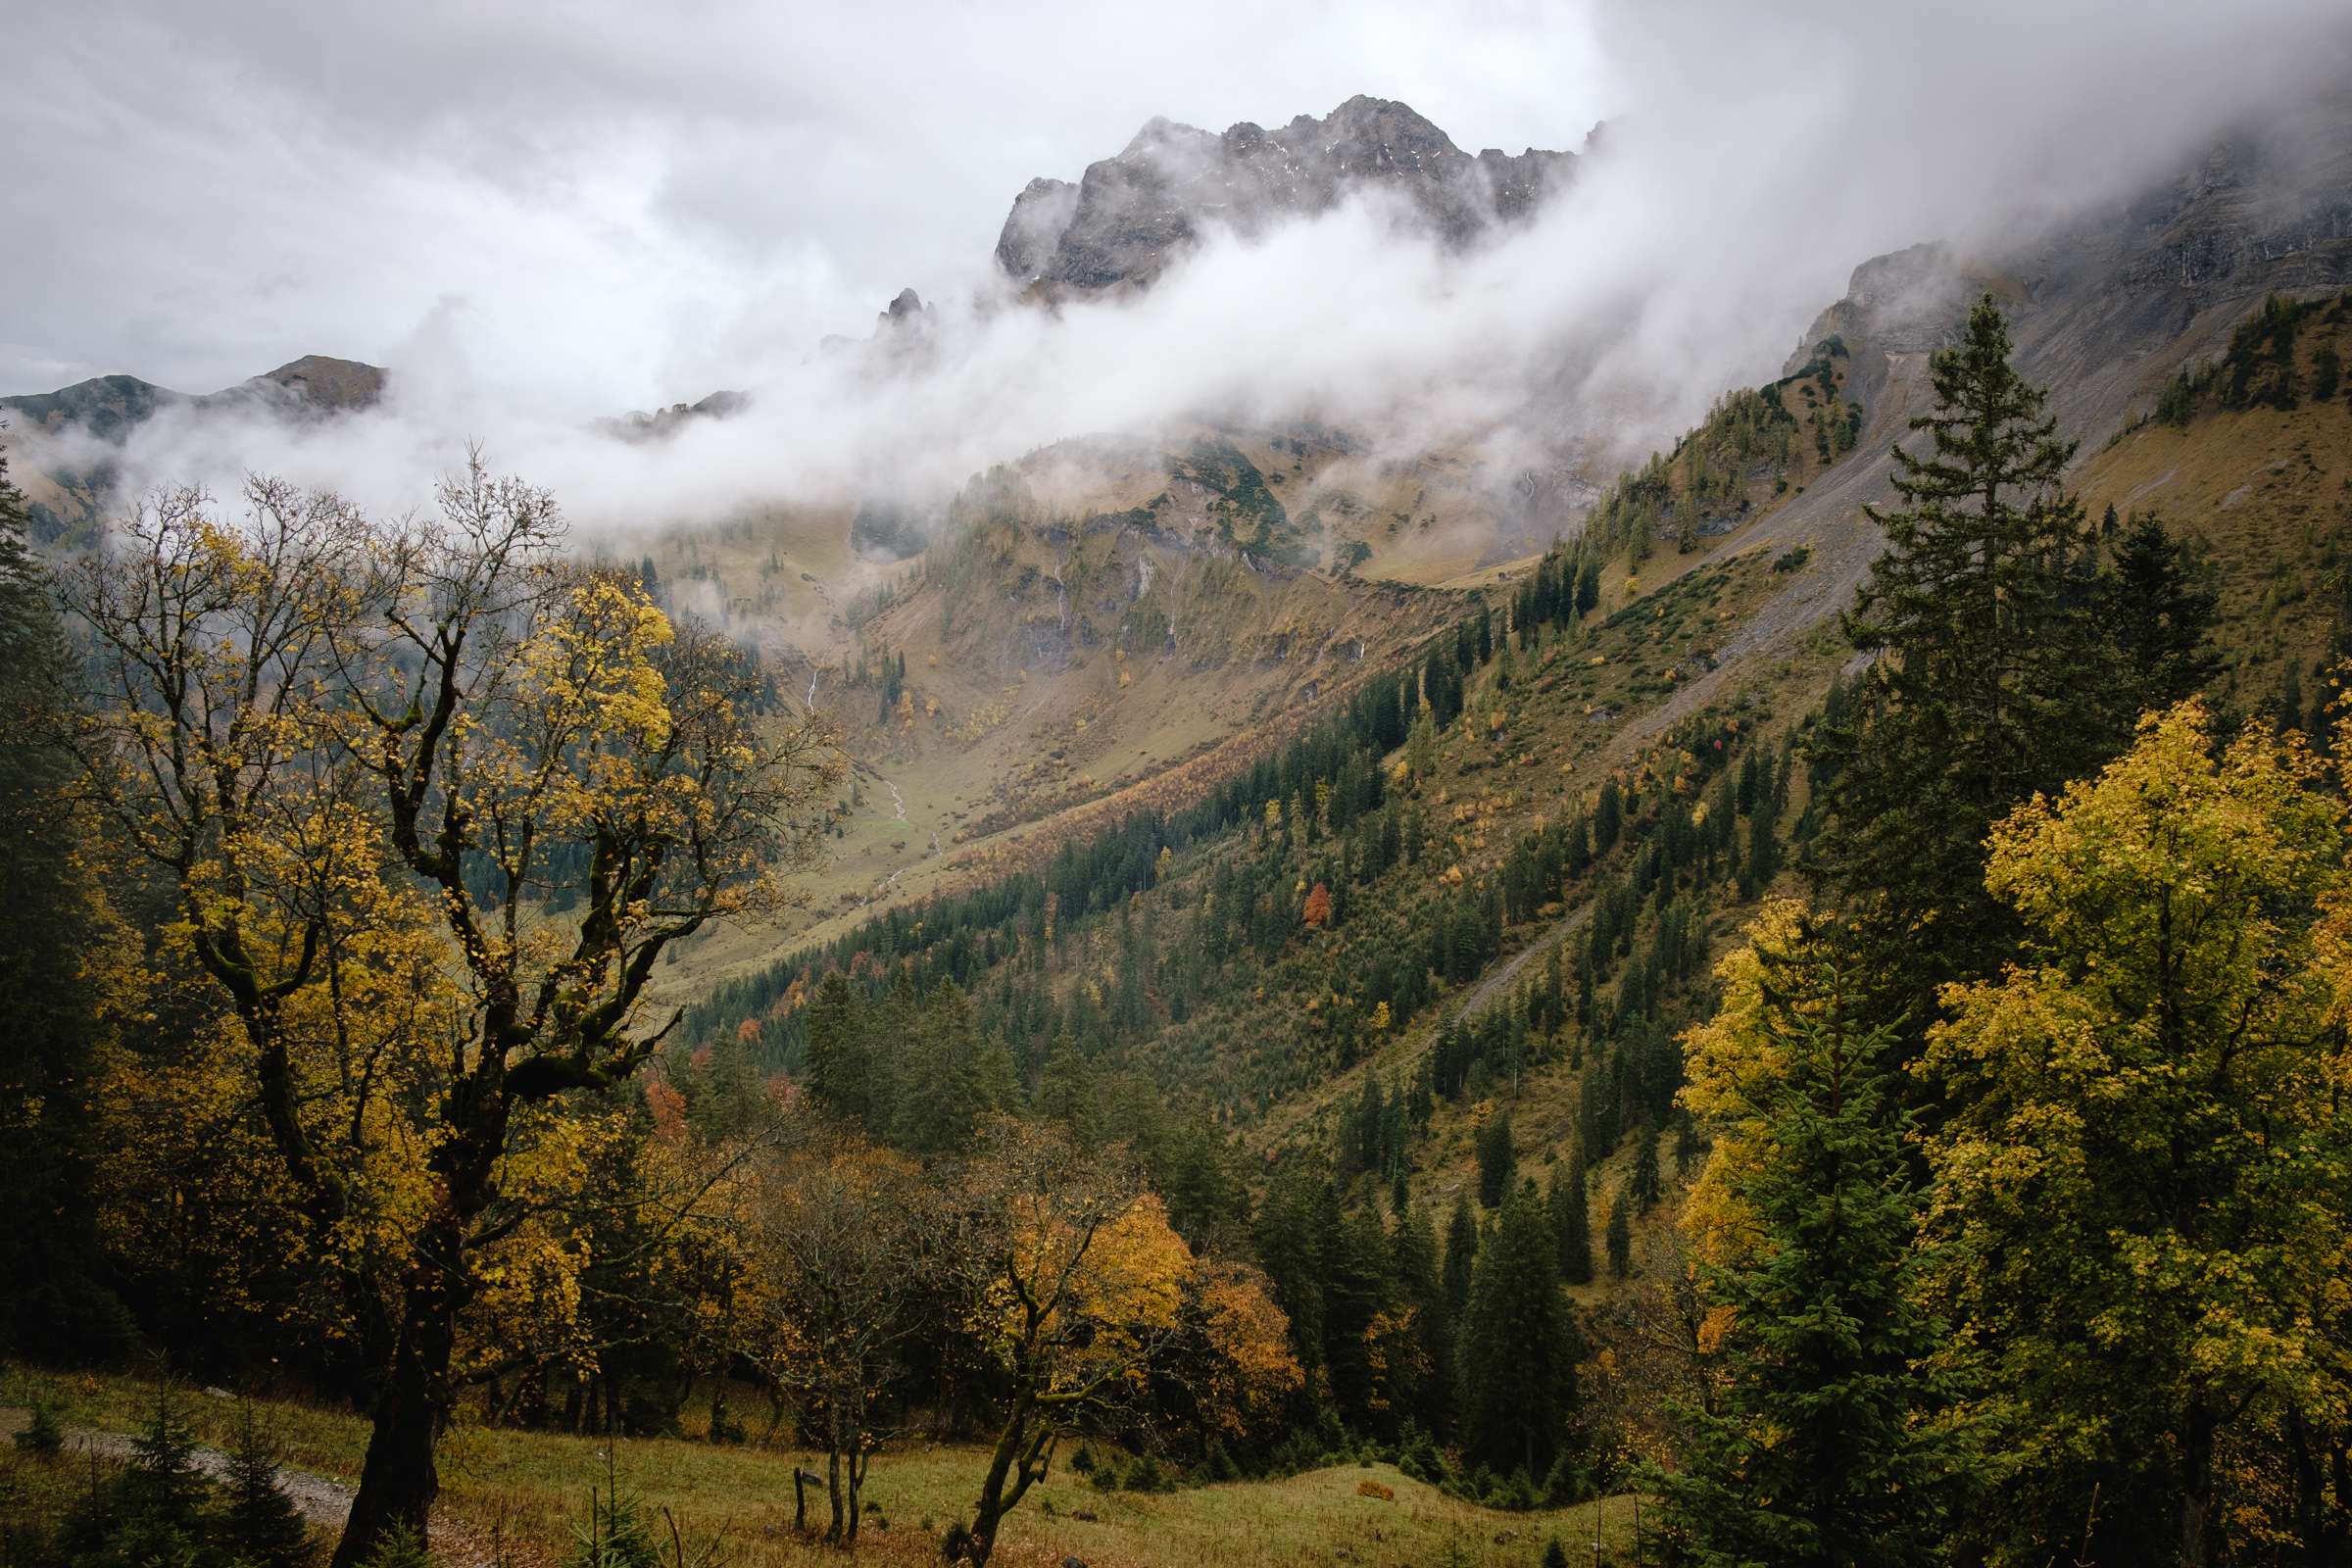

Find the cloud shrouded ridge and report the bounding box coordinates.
[5,0,2347,533]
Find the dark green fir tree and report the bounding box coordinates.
[1805,295,2132,1030]
[220,1403,314,1568]
[1548,1148,1593,1286]
[2105,512,2220,713]
[1630,1121,1663,1211]
[1476,1111,1517,1208]
[1454,1183,1581,1479]
[1441,1195,1480,1320]
[1658,941,1966,1567]
[0,439,113,1362]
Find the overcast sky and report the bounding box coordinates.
[1,0,1608,398]
[5,0,2347,531]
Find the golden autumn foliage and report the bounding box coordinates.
[1921,702,2352,1541]
[68,466,841,1565]
[948,1119,1296,1563]
[1676,897,1834,1272]
[1194,1259,1305,1433]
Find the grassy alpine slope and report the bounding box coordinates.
[3,1368,1642,1568]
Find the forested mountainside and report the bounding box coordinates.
[8,84,2352,1568]
[662,111,2352,1562]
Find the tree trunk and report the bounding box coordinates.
[761,1381,787,1444]
[329,1087,506,1568]
[2178,1398,2217,1568]
[331,1227,466,1568]
[826,1445,845,1542]
[963,1379,1047,1567]
[962,1396,1023,1565]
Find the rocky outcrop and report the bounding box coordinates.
[1783,96,2352,447]
[995,180,1079,279]
[814,286,941,376]
[1662,94,2352,759]
[1784,242,1977,375]
[603,388,750,442]
[995,95,1576,293]
[878,286,933,332]
[2109,106,2352,293]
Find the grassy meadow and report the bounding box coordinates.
[3,1366,1645,1568]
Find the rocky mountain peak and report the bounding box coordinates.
[0,353,387,446]
[994,95,1576,294]
[237,354,386,413]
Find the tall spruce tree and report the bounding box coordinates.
[1548,1149,1593,1286]
[1630,1121,1663,1211]
[1593,779,1623,852]
[1323,1202,1400,1428]
[121,1385,209,1545]
[1394,1204,1454,1433]
[2106,512,2220,714]
[1476,1112,1517,1208]
[1806,295,2128,1028]
[1662,919,1965,1567]
[1454,1182,1582,1478]
[220,1403,314,1568]
[1740,798,1783,902]
[1441,1194,1479,1321]
[1254,1162,1336,1385]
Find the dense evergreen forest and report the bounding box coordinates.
[5,294,2352,1568]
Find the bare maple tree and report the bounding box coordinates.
[750,1121,942,1542]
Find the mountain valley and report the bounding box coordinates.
[10,44,2352,1567]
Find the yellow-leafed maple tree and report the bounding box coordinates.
[944,1118,1296,1565]
[69,461,839,1567]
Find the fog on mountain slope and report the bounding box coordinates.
[4,3,2347,564]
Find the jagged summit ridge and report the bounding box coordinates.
[995,94,1576,293]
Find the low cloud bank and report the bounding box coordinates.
[12,1,2348,540]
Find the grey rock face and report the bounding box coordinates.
[2106,110,2352,293]
[995,177,1080,279]
[995,94,1575,292]
[1783,242,1977,377]
[603,387,750,443]
[1777,95,2352,469]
